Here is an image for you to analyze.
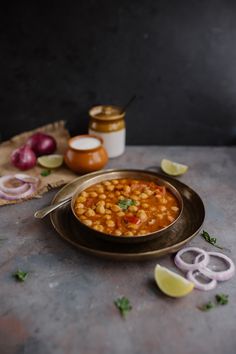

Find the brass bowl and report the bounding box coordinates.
[71,169,183,243]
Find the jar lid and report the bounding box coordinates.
[89,105,125,121]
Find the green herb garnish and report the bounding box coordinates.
[215,293,229,305]
[198,294,229,311]
[114,296,132,317]
[13,270,28,282]
[118,199,136,210]
[201,230,224,250]
[40,169,51,177]
[198,301,215,312]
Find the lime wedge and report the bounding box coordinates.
[161,159,188,176]
[37,154,64,169]
[154,264,194,298]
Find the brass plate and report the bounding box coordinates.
[50,169,205,260]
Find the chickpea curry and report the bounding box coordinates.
[74,178,180,237]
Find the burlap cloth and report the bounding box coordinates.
[0,121,78,206]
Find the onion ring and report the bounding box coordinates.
[174,247,210,271]
[186,269,217,290]
[0,174,39,200]
[0,175,29,194]
[195,252,235,281]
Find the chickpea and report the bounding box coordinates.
[131,195,139,201]
[83,219,93,227]
[94,224,104,232]
[127,224,139,230]
[114,230,122,236]
[145,189,153,196]
[124,231,134,236]
[81,191,88,197]
[77,196,86,203]
[134,190,141,195]
[124,185,131,193]
[106,220,115,227]
[150,207,157,211]
[116,184,123,190]
[96,205,106,214]
[168,215,175,222]
[96,200,105,206]
[98,194,106,200]
[97,187,104,194]
[160,206,167,212]
[106,202,112,209]
[106,185,115,191]
[85,208,95,217]
[115,191,121,196]
[142,203,149,209]
[111,205,121,212]
[148,219,156,225]
[80,215,86,220]
[118,195,125,200]
[76,208,85,215]
[140,193,148,199]
[157,213,164,219]
[137,210,147,221]
[105,209,112,214]
[135,200,140,206]
[103,181,111,186]
[75,203,84,209]
[139,230,148,235]
[162,198,167,204]
[171,206,179,212]
[120,179,127,184]
[155,194,161,199]
[104,215,112,220]
[128,205,138,212]
[117,211,125,217]
[108,192,115,198]
[89,192,98,198]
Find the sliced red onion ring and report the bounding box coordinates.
[0,175,29,194]
[174,247,210,271]
[15,174,39,184]
[186,269,217,290]
[0,174,39,200]
[196,252,235,281]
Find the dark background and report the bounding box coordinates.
[1,0,236,145]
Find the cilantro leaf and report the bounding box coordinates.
[118,199,136,210]
[114,296,132,317]
[13,270,28,282]
[198,301,215,312]
[40,169,51,177]
[216,293,229,305]
[201,230,224,250]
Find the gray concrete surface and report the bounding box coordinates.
[0,146,236,354]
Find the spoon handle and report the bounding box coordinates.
[34,198,71,219]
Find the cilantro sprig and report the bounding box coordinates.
[117,199,136,210]
[114,297,132,317]
[40,169,51,177]
[201,230,225,250]
[198,293,229,311]
[13,270,28,282]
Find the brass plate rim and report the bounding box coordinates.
[50,169,205,260]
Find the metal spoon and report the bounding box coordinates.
[34,197,71,219]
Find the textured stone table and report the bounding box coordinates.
[0,146,236,354]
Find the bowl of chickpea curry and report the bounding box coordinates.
[71,170,183,243]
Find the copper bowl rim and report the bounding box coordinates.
[70,169,184,244]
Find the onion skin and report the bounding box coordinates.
[186,270,217,291]
[11,145,37,170]
[174,247,210,271]
[26,132,57,156]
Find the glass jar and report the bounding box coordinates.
[88,105,126,158]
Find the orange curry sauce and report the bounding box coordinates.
[74,179,180,236]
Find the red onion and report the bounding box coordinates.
[174,247,210,271]
[0,174,39,200]
[175,247,235,291]
[26,132,57,156]
[11,145,37,170]
[186,270,217,291]
[196,252,235,281]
